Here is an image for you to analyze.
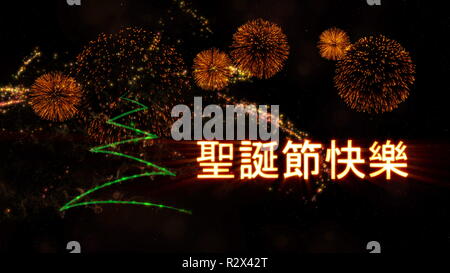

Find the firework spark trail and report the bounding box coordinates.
[13,47,42,80]
[229,66,252,84]
[0,86,29,110]
[169,0,213,36]
[215,93,330,202]
[216,92,308,141]
[60,97,191,215]
[0,48,42,111]
[0,99,24,108]
[0,86,29,93]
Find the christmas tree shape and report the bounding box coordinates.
[60,97,191,214]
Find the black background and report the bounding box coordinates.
[0,0,449,253]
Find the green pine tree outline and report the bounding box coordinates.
[60,97,191,215]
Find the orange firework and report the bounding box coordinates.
[334,35,415,113]
[231,18,289,79]
[29,72,83,121]
[193,48,232,91]
[318,27,351,61]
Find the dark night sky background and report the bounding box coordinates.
[0,0,449,253]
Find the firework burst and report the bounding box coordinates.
[231,18,289,79]
[29,72,83,121]
[318,27,351,61]
[74,27,191,139]
[74,27,190,111]
[193,48,233,91]
[334,35,415,113]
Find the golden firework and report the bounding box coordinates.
[334,35,415,114]
[231,18,289,79]
[318,27,351,61]
[193,48,232,91]
[29,72,83,121]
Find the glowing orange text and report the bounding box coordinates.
[196,140,408,181]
